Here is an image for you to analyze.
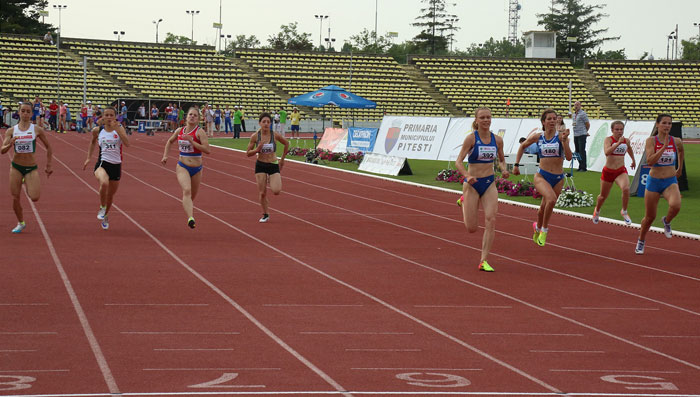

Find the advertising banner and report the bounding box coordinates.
[358,153,407,176]
[373,116,449,160]
[317,128,348,152]
[346,127,378,152]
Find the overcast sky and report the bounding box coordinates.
[43,0,698,60]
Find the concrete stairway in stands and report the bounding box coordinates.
[399,64,465,117]
[575,69,627,120]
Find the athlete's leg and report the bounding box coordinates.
[478,184,498,263]
[9,168,24,223]
[256,173,269,215]
[94,167,110,208]
[23,169,41,202]
[638,191,660,242]
[595,179,614,213]
[662,183,681,223]
[176,165,194,219]
[268,173,282,195]
[614,173,631,212]
[461,181,480,234]
[533,173,555,229]
[104,180,120,214]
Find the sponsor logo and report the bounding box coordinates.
[339,93,351,100]
[385,125,401,153]
[113,134,118,138]
[312,92,325,99]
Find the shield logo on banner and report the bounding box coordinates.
[385,126,401,153]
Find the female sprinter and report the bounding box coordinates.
[246,112,289,223]
[592,121,636,225]
[1,102,53,233]
[455,107,509,272]
[161,106,210,229]
[83,107,130,230]
[635,114,684,254]
[514,109,572,247]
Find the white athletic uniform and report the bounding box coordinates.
[13,123,37,154]
[98,128,122,164]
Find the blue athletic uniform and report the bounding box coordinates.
[466,131,497,196]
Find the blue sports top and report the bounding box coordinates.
[467,131,497,164]
[538,131,564,158]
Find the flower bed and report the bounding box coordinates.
[555,186,594,208]
[288,148,364,164]
[436,169,541,198]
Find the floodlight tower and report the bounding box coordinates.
[508,0,522,45]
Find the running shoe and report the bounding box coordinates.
[478,261,494,272]
[532,222,539,245]
[635,239,645,255]
[662,216,672,238]
[101,215,109,230]
[536,231,547,247]
[11,222,26,234]
[592,209,599,224]
[259,214,270,223]
[187,217,196,229]
[621,210,632,225]
[97,206,106,220]
[456,195,463,207]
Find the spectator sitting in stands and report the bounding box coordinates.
[43,31,54,45]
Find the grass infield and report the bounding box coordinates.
[211,137,699,235]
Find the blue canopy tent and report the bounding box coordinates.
[287,85,377,145]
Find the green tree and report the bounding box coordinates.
[163,32,196,45]
[386,41,422,64]
[267,22,313,51]
[412,0,456,55]
[537,0,619,65]
[681,38,700,60]
[0,0,53,35]
[347,28,393,53]
[464,37,525,58]
[591,48,626,60]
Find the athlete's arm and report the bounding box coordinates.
[561,129,573,161]
[645,136,666,166]
[626,138,636,169]
[513,133,539,175]
[603,136,616,156]
[193,128,211,154]
[35,126,53,176]
[0,128,15,154]
[116,125,130,147]
[161,129,179,165]
[275,132,290,169]
[246,131,262,157]
[675,139,684,178]
[496,135,509,179]
[454,134,475,179]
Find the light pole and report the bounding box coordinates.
[113,30,125,42]
[695,22,700,39]
[446,17,458,52]
[374,0,378,51]
[186,10,200,44]
[667,31,676,59]
[221,34,232,52]
[325,37,336,50]
[153,18,163,43]
[53,4,67,103]
[314,15,328,50]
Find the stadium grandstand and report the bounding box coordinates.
[2,33,700,127]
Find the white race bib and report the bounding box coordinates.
[477,146,496,161]
[101,139,119,151]
[178,139,194,153]
[261,143,274,154]
[540,142,560,157]
[658,148,675,165]
[14,139,33,153]
[613,143,627,155]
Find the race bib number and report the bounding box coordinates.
[178,139,194,153]
[261,143,274,154]
[14,140,33,153]
[540,142,560,157]
[613,143,627,155]
[658,148,675,165]
[101,139,119,151]
[477,146,496,161]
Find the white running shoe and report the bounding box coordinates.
[97,206,106,220]
[621,210,632,225]
[635,239,645,255]
[259,214,270,223]
[662,216,672,238]
[592,209,599,224]
[101,215,109,230]
[11,222,26,233]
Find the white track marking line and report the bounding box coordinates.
[0,369,70,373]
[472,333,584,336]
[0,331,57,335]
[0,349,38,352]
[345,349,421,352]
[561,307,660,311]
[530,350,605,354]
[0,303,49,306]
[122,331,235,335]
[550,369,681,374]
[49,155,350,397]
[414,305,512,309]
[352,367,482,371]
[122,138,700,279]
[300,332,413,335]
[153,348,235,351]
[5,393,700,397]
[641,335,700,338]
[25,193,120,394]
[263,304,364,307]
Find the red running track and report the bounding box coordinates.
[1,131,699,396]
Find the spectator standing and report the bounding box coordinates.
[240,106,246,132]
[58,101,66,132]
[278,108,287,137]
[290,107,301,142]
[572,101,590,172]
[138,102,146,119]
[233,106,243,139]
[0,101,4,127]
[224,106,232,134]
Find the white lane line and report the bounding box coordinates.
[550,369,681,374]
[352,367,482,371]
[263,304,364,307]
[414,305,512,309]
[642,335,700,338]
[153,348,235,351]
[7,392,700,397]
[300,332,413,335]
[25,193,120,394]
[142,368,280,371]
[121,331,239,335]
[0,349,38,352]
[530,350,605,354]
[48,153,350,397]
[472,333,584,337]
[0,303,49,306]
[0,331,57,335]
[561,307,660,311]
[345,349,422,352]
[105,303,210,307]
[113,140,700,375]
